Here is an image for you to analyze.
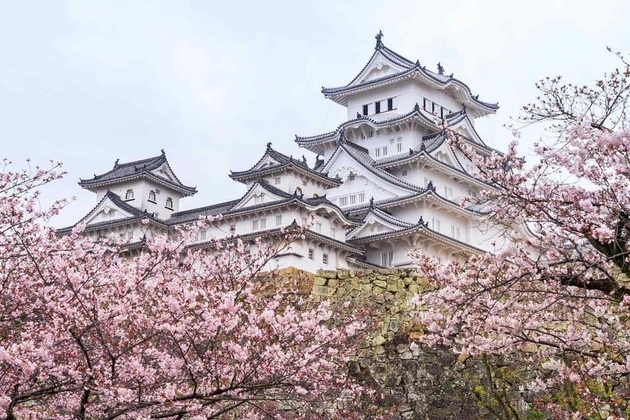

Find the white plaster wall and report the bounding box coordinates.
[94,180,182,216]
[345,79,464,123]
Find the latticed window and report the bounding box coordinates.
[148,190,156,202]
[165,197,173,210]
[124,189,134,200]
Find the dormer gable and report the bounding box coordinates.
[347,208,413,240]
[230,180,292,211]
[351,50,409,86]
[78,150,197,197]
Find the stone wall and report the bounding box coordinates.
[271,267,529,419]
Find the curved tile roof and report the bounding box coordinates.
[321,37,498,112]
[347,219,485,254]
[324,140,424,193]
[295,105,438,146]
[169,179,361,227]
[57,191,168,234]
[230,143,341,186]
[79,151,197,196]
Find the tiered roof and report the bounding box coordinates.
[321,31,498,117]
[169,179,361,227]
[321,139,423,193]
[57,191,168,235]
[229,143,341,187]
[79,150,197,196]
[346,206,483,254]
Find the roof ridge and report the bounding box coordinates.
[171,198,241,217]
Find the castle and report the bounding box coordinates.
[60,32,519,272]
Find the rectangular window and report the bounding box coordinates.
[308,248,314,260]
[387,98,394,111]
[382,146,387,156]
[276,215,282,226]
[358,193,365,203]
[197,229,206,241]
[432,218,441,231]
[349,195,356,205]
[367,130,374,138]
[396,137,402,153]
[375,148,381,158]
[323,254,329,265]
[375,101,381,114]
[252,220,258,230]
[260,218,266,229]
[423,98,429,112]
[402,169,408,176]
[362,104,369,115]
[274,177,281,185]
[330,228,336,238]
[315,222,322,232]
[339,197,348,206]
[381,251,393,267]
[301,217,307,225]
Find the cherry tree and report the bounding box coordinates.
[0,161,382,419]
[412,52,630,419]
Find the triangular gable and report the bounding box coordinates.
[448,114,486,146]
[347,210,412,240]
[349,50,409,87]
[429,141,467,173]
[252,154,283,170]
[150,162,177,183]
[82,195,139,226]
[230,182,289,211]
[323,144,420,196]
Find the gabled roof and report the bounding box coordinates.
[57,191,168,235]
[295,104,438,151]
[343,187,490,220]
[169,179,362,227]
[79,150,197,196]
[347,207,414,240]
[188,224,362,254]
[347,217,484,254]
[229,143,341,187]
[321,32,498,117]
[322,139,423,194]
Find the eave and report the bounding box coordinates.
[322,67,498,117]
[229,162,342,187]
[79,172,197,197]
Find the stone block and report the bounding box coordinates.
[313,277,327,286]
[312,285,334,296]
[373,280,387,288]
[372,335,386,346]
[327,278,339,287]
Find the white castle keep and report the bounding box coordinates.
[60,32,520,272]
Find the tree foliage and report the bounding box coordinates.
[0,162,380,419]
[413,52,630,419]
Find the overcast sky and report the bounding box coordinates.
[1,0,629,227]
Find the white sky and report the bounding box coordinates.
[1,0,629,227]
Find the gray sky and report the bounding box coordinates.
[1,0,629,227]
